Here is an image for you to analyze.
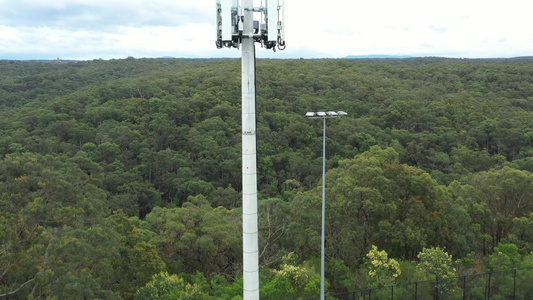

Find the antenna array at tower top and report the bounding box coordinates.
[215,0,286,51]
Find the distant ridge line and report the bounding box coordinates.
[345,55,412,59]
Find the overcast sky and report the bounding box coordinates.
[0,0,531,60]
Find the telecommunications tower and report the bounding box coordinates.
[216,0,285,299]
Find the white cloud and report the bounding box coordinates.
[0,0,532,60]
[0,26,21,46]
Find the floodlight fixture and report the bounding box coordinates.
[306,111,347,119]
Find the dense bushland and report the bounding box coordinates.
[2,57,533,299]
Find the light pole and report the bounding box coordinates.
[305,110,347,300]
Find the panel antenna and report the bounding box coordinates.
[216,0,285,51]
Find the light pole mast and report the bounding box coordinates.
[306,111,347,300]
[216,1,285,299]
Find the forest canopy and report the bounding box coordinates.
[1,57,533,298]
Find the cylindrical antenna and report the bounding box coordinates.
[282,0,285,42]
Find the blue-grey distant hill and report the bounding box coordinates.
[346,55,412,59]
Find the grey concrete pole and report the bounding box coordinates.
[241,0,260,299]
